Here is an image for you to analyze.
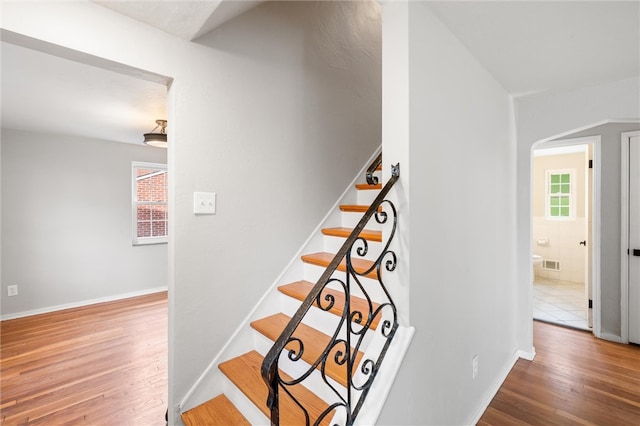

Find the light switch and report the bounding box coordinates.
[194,192,216,215]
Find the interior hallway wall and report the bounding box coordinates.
[1,128,168,317]
[379,3,518,424]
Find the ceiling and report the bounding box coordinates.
[1,1,638,144]
[0,0,264,145]
[94,0,263,41]
[428,1,640,97]
[1,41,168,145]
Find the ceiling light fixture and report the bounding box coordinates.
[143,119,168,148]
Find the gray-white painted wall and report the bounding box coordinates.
[1,128,168,317]
[169,2,382,413]
[378,3,518,424]
[515,77,640,345]
[1,1,382,420]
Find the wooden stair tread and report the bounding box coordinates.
[302,252,377,279]
[181,394,250,426]
[340,204,371,213]
[251,313,363,388]
[322,227,382,242]
[219,350,330,426]
[278,280,381,330]
[355,183,382,190]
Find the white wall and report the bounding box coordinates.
[1,1,382,422]
[170,1,382,417]
[378,3,518,424]
[1,129,168,317]
[515,78,640,344]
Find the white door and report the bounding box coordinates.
[629,135,640,344]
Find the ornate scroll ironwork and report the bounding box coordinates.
[261,163,400,426]
[366,153,383,185]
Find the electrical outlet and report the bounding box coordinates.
[472,354,479,379]
[7,285,18,297]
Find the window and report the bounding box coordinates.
[546,170,574,219]
[132,162,167,245]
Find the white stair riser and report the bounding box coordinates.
[323,235,384,261]
[280,293,375,350]
[356,189,380,205]
[221,374,270,425]
[341,211,382,230]
[303,263,388,303]
[253,331,347,406]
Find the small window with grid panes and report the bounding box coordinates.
[132,162,167,245]
[546,170,573,219]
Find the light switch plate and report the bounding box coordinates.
[194,192,216,215]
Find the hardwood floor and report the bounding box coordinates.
[1,292,167,425]
[479,321,640,425]
[3,297,638,425]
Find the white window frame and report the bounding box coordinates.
[132,161,168,245]
[545,168,576,220]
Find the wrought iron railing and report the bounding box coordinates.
[366,153,383,185]
[261,162,400,426]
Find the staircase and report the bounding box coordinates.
[180,154,410,425]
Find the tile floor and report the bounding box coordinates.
[533,277,590,330]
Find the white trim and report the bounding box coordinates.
[467,348,535,425]
[534,144,587,157]
[532,135,602,338]
[620,130,640,344]
[516,348,536,361]
[600,332,624,344]
[530,119,639,148]
[354,326,415,426]
[593,139,602,338]
[177,147,383,411]
[0,286,167,321]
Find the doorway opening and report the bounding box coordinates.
[1,35,173,423]
[532,136,599,332]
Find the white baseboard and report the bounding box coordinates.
[466,347,534,426]
[516,347,536,361]
[0,286,168,321]
[600,332,623,344]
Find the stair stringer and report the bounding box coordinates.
[177,148,380,416]
[352,324,416,425]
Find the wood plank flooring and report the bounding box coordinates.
[1,292,167,426]
[3,295,638,425]
[479,321,640,425]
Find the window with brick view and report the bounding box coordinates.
[132,162,167,245]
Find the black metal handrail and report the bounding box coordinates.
[261,162,400,426]
[366,153,383,185]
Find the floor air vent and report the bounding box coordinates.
[542,260,560,271]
